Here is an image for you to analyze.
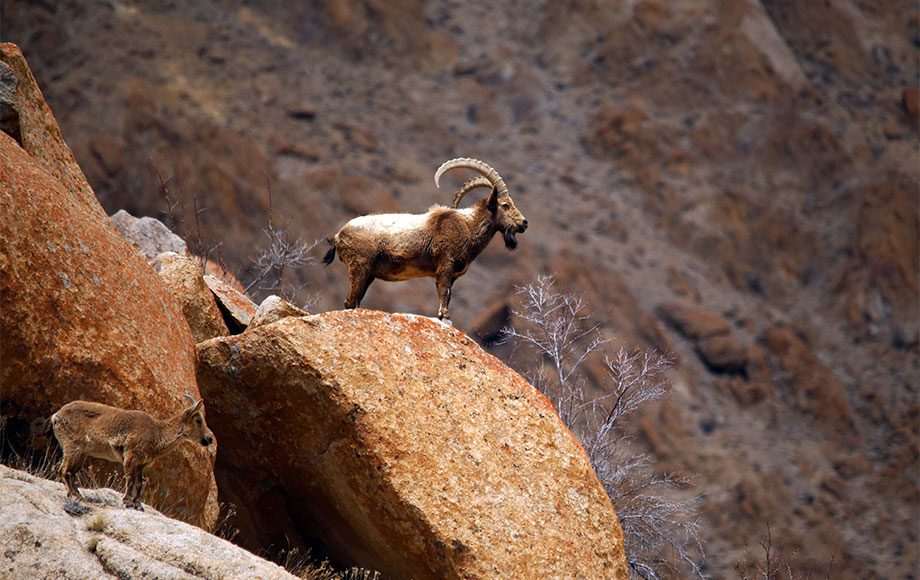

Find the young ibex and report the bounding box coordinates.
[50,394,214,510]
[322,158,528,320]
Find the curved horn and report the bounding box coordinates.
[183,392,197,405]
[452,177,493,208]
[434,157,510,199]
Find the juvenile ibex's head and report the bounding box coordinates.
[182,394,214,447]
[435,158,528,250]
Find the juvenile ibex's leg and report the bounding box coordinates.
[122,453,144,510]
[130,468,145,511]
[60,447,86,501]
[435,272,455,320]
[345,269,374,309]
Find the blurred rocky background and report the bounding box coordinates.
[4,1,918,578]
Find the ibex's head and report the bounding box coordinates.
[435,158,528,250]
[182,394,214,447]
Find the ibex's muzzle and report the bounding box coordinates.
[201,436,214,446]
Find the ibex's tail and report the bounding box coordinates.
[322,238,336,266]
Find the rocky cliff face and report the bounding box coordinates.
[197,309,628,579]
[3,0,918,577]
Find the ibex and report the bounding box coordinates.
[322,158,528,320]
[50,394,214,510]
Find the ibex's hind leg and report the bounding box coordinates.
[345,269,374,309]
[60,446,86,501]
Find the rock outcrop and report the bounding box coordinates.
[0,43,104,219]
[203,274,257,332]
[197,309,628,580]
[246,295,308,330]
[0,464,297,580]
[0,130,217,528]
[153,252,230,343]
[111,209,189,261]
[762,327,856,434]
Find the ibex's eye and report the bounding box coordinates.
[196,418,202,425]
[501,203,510,209]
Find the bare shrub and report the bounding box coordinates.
[735,523,835,580]
[503,275,705,580]
[152,162,318,307]
[0,415,60,481]
[244,222,317,303]
[153,164,222,267]
[213,501,240,543]
[274,545,380,580]
[242,175,318,307]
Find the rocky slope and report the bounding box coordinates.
[3,1,918,578]
[0,464,299,580]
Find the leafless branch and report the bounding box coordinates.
[503,275,705,580]
[243,224,318,296]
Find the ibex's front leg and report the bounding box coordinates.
[435,271,455,320]
[122,453,144,510]
[61,446,87,501]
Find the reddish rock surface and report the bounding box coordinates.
[762,327,856,434]
[196,309,627,580]
[0,132,217,529]
[696,334,748,373]
[203,259,245,293]
[656,303,732,340]
[203,274,257,332]
[0,44,103,219]
[153,253,230,343]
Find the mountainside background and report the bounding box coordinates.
[4,1,918,578]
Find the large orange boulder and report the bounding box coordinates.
[0,131,217,529]
[196,309,627,580]
[0,43,103,219]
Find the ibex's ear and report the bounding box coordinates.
[487,187,499,212]
[183,400,203,419]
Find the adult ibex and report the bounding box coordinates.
[51,394,214,510]
[322,158,528,320]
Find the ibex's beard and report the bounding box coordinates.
[503,230,518,251]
